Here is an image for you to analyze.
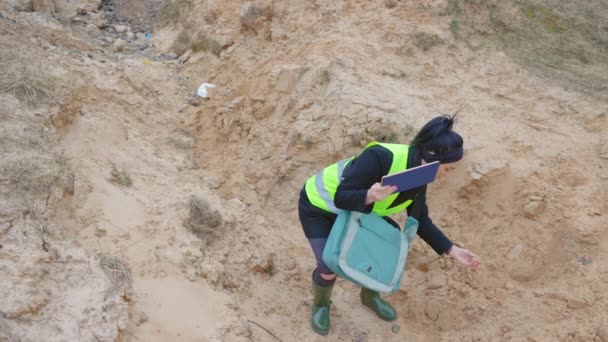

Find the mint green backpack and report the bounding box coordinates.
[322,210,418,293]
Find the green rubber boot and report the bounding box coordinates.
[360,288,397,321]
[311,282,334,335]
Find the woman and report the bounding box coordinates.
[298,115,480,335]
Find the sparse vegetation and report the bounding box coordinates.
[252,257,275,277]
[190,31,222,56]
[170,30,192,56]
[449,19,460,36]
[412,32,443,51]
[157,0,192,26]
[442,0,608,99]
[108,165,133,187]
[185,196,222,244]
[367,124,415,144]
[170,29,222,56]
[0,46,62,104]
[98,252,132,291]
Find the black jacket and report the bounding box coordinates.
[302,144,453,255]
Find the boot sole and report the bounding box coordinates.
[362,303,397,322]
[311,322,329,336]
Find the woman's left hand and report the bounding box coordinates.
[447,246,481,267]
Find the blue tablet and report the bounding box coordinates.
[380,161,440,192]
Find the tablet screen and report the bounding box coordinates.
[380,161,440,192]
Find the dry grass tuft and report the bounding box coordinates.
[170,29,223,56]
[190,31,222,56]
[412,32,443,51]
[252,256,275,277]
[108,165,133,187]
[185,196,222,244]
[170,30,192,56]
[98,252,132,291]
[157,0,192,26]
[0,47,62,104]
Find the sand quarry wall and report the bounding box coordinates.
[1,0,608,341]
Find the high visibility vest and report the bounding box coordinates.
[304,142,414,216]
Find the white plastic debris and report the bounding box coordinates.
[197,83,216,98]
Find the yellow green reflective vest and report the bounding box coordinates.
[305,142,414,216]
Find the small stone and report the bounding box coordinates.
[577,256,592,266]
[113,38,127,52]
[114,24,128,33]
[188,97,202,107]
[207,176,223,189]
[135,311,149,326]
[504,282,514,290]
[126,31,134,40]
[86,23,98,34]
[391,324,400,334]
[136,32,146,40]
[95,19,108,28]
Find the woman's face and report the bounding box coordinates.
[436,161,461,180]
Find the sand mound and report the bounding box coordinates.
[1,0,607,341]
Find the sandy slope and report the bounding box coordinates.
[1,0,607,341]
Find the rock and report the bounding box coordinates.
[126,31,134,40]
[113,38,127,52]
[188,96,202,107]
[239,1,271,30]
[95,18,108,28]
[391,324,400,334]
[504,282,514,290]
[206,176,224,189]
[85,23,98,34]
[135,311,149,326]
[114,24,128,33]
[136,32,146,40]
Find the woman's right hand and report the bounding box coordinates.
[365,182,397,205]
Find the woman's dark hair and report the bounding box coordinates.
[411,114,463,163]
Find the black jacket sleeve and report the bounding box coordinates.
[334,146,392,213]
[408,190,453,255]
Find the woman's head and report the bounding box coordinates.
[412,114,464,177]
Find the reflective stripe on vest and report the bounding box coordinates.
[305,142,413,216]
